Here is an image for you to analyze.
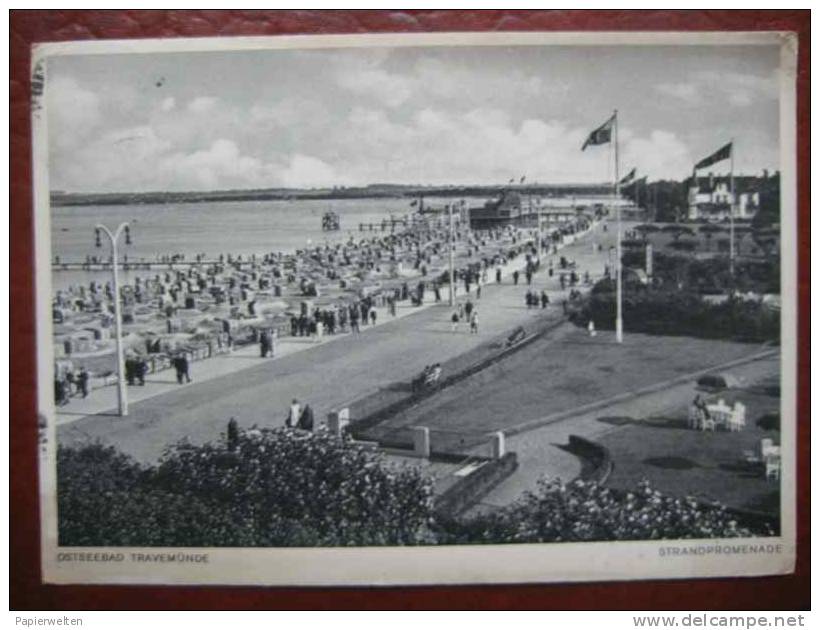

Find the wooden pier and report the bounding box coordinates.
[51,260,252,272]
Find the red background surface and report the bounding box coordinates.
[10,10,810,610]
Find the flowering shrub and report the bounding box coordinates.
[437,479,758,544]
[58,439,764,547]
[58,428,434,547]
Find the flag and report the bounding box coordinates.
[581,113,616,150]
[520,175,526,184]
[508,178,515,184]
[409,199,418,207]
[619,168,636,185]
[622,175,645,190]
[695,142,732,170]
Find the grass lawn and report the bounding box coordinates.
[597,386,781,514]
[367,324,771,448]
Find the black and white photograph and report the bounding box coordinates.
[32,30,797,586]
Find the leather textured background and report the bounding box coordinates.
[10,10,810,610]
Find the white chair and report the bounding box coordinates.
[765,453,781,481]
[760,438,776,458]
[688,405,701,430]
[701,414,717,432]
[728,402,746,432]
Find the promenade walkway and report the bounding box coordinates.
[58,218,621,463]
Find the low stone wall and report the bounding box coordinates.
[434,452,518,517]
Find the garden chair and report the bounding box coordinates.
[727,402,746,432]
[765,453,781,481]
[688,405,701,430]
[700,414,717,432]
[760,438,776,458]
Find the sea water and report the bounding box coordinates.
[48,196,488,292]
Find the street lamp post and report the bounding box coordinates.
[95,222,132,417]
[448,203,455,306]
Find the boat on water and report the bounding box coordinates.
[321,210,340,231]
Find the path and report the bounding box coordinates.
[471,353,779,510]
[58,219,624,463]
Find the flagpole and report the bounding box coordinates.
[729,138,735,277]
[614,110,623,344]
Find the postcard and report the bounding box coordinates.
[32,30,797,585]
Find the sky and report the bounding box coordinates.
[45,43,781,193]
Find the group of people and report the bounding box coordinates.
[125,351,192,385]
[54,365,90,406]
[525,289,550,309]
[412,363,443,392]
[50,208,601,412]
[285,398,314,431]
[451,298,479,334]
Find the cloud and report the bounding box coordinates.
[277,154,341,188]
[333,52,548,110]
[187,96,218,113]
[334,56,414,108]
[621,130,693,180]
[695,70,778,108]
[47,76,101,152]
[655,70,778,108]
[655,82,700,104]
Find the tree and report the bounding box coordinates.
[752,172,780,229]
[634,224,660,243]
[661,224,695,242]
[668,238,697,253]
[698,224,724,251]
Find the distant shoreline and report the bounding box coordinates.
[50,183,613,207]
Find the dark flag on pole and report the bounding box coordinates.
[409,199,418,207]
[694,142,732,170]
[520,175,526,184]
[508,178,515,184]
[619,168,636,185]
[581,113,616,150]
[622,174,645,190]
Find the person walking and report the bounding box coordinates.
[298,404,315,431]
[513,269,520,285]
[470,311,479,334]
[451,310,459,333]
[77,366,89,398]
[496,267,502,284]
[315,318,323,343]
[227,417,239,451]
[259,329,271,357]
[136,357,147,386]
[369,306,377,326]
[287,399,301,428]
[178,353,192,384]
[464,300,474,320]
